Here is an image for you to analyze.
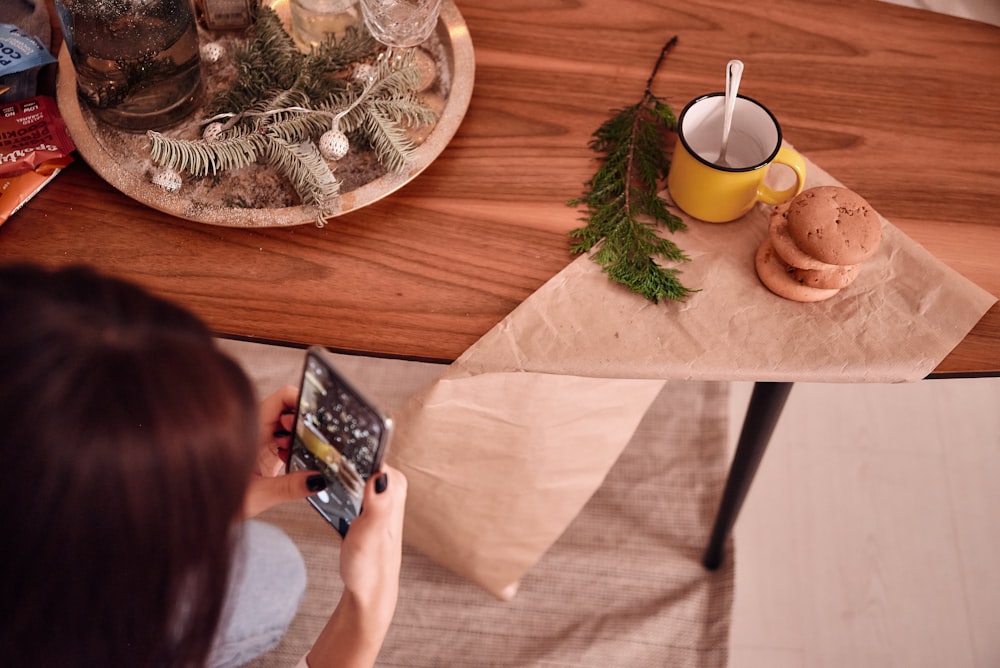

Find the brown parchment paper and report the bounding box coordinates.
[388,149,997,599]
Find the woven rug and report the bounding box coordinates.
[219,339,734,668]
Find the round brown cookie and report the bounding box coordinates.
[789,262,861,289]
[768,202,844,272]
[755,237,841,302]
[786,185,882,265]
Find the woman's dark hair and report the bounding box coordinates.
[0,264,259,667]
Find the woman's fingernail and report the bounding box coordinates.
[375,472,388,494]
[273,429,292,438]
[307,475,328,492]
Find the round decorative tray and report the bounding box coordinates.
[55,0,474,228]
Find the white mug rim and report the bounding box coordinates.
[676,93,783,173]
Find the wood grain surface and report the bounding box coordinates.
[2,0,998,373]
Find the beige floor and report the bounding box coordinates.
[725,378,1000,667]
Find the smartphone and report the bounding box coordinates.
[286,346,393,536]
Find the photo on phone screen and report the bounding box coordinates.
[287,347,392,536]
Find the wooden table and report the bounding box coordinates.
[3,0,999,567]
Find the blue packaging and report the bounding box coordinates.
[1,23,56,79]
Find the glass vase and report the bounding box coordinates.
[53,0,203,131]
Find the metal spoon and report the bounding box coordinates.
[717,59,744,167]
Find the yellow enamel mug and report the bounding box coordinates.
[667,93,806,223]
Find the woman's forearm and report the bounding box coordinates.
[306,589,395,668]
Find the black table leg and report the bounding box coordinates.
[703,381,794,570]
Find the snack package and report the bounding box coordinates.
[0,23,57,102]
[0,24,56,78]
[0,158,71,227]
[0,95,74,225]
[0,95,75,178]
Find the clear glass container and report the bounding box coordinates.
[54,0,203,131]
[359,0,442,50]
[289,0,362,50]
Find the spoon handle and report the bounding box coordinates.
[719,59,744,164]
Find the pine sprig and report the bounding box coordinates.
[263,138,340,224]
[262,110,331,143]
[335,52,436,134]
[363,106,418,172]
[148,130,267,175]
[205,3,372,116]
[568,36,696,303]
[342,54,437,169]
[146,8,437,221]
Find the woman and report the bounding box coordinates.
[0,263,406,667]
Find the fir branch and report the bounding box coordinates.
[206,5,307,114]
[337,52,438,170]
[300,25,377,78]
[363,105,419,172]
[262,138,340,222]
[369,97,438,128]
[265,111,331,144]
[568,36,695,303]
[201,12,433,174]
[371,51,422,93]
[205,3,363,116]
[148,129,267,175]
[146,6,436,219]
[335,52,427,131]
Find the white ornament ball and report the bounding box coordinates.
[202,122,224,141]
[319,130,350,161]
[201,41,225,64]
[151,168,182,192]
[353,63,375,83]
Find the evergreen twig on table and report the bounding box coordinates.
[568,36,696,303]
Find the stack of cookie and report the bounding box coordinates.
[755,185,882,302]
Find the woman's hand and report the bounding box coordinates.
[339,464,407,619]
[307,465,408,668]
[242,385,327,518]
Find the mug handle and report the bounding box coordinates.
[757,144,807,205]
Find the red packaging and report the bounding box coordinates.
[0,95,75,179]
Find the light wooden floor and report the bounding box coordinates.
[725,377,1000,667]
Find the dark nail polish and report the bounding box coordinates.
[375,472,388,494]
[273,429,292,438]
[307,475,327,492]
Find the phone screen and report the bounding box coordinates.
[287,347,392,536]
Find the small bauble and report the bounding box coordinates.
[200,41,225,64]
[319,130,350,161]
[151,168,182,192]
[202,122,224,141]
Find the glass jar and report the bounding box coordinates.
[54,0,203,131]
[289,0,361,50]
